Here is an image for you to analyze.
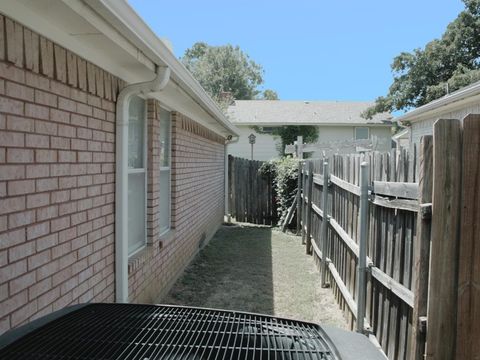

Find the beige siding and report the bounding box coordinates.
[228,125,392,160]
[410,102,480,148]
[311,126,391,157]
[227,126,281,160]
[316,125,391,145]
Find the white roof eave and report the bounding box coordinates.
[83,0,239,137]
[230,122,393,127]
[395,81,480,124]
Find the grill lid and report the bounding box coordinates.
[0,303,340,359]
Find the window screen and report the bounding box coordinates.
[159,108,171,235]
[127,96,146,255]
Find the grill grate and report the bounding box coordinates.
[0,303,339,359]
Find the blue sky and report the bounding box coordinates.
[129,0,464,102]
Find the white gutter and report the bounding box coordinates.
[229,121,392,127]
[392,128,409,140]
[115,66,171,303]
[83,0,239,137]
[396,80,480,123]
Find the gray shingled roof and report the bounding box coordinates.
[227,100,392,126]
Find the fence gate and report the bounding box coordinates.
[228,155,276,225]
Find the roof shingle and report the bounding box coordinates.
[227,100,392,125]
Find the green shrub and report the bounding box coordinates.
[260,157,299,226]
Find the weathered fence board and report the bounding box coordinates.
[305,161,314,254]
[373,181,418,200]
[455,114,480,359]
[300,147,419,359]
[228,156,275,225]
[370,196,420,212]
[409,136,433,360]
[426,119,462,360]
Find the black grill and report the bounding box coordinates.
[0,303,339,359]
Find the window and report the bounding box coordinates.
[158,108,171,235]
[127,96,147,255]
[355,127,369,140]
[261,126,275,134]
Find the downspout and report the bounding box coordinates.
[224,136,239,220]
[115,66,171,303]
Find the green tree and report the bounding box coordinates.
[364,0,480,118]
[273,126,318,156]
[181,42,264,107]
[253,125,319,156]
[261,89,279,100]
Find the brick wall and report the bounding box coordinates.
[0,15,123,334]
[128,105,226,303]
[0,13,123,335]
[0,14,227,335]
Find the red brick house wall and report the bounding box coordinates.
[0,15,226,334]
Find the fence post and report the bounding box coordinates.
[296,135,303,159]
[296,161,302,234]
[426,119,462,360]
[356,161,369,333]
[305,161,314,254]
[321,160,330,287]
[301,162,306,244]
[409,135,433,360]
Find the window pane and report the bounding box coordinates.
[128,96,145,169]
[159,169,170,234]
[261,127,275,134]
[159,108,171,167]
[355,127,369,140]
[128,172,145,254]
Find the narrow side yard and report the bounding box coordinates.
[162,224,347,329]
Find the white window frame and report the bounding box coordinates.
[158,107,172,236]
[127,96,148,257]
[354,126,370,140]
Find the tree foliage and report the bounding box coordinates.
[261,89,279,100]
[181,42,264,106]
[260,157,298,226]
[252,125,318,156]
[364,0,480,118]
[273,126,318,156]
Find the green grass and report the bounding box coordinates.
[162,223,347,329]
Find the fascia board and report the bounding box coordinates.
[396,83,480,123]
[231,122,393,127]
[83,0,239,136]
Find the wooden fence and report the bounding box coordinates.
[298,115,480,360]
[228,155,276,225]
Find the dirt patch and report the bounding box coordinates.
[162,223,347,329]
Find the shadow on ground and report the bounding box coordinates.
[164,224,274,314]
[162,223,347,329]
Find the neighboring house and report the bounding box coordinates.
[0,1,238,335]
[397,80,480,149]
[227,100,393,160]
